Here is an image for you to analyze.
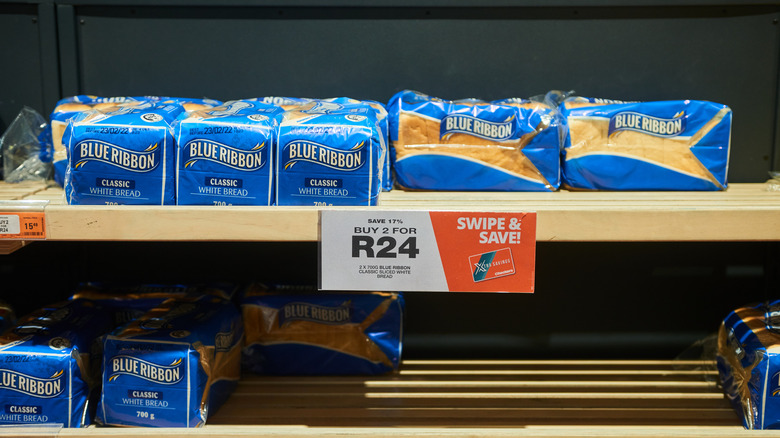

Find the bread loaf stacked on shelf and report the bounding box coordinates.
[0,281,403,428]
[62,100,185,205]
[387,90,562,192]
[0,283,241,428]
[96,293,242,428]
[175,100,283,206]
[0,299,115,427]
[718,300,780,429]
[559,96,732,191]
[48,91,733,197]
[240,283,404,375]
[252,96,392,193]
[49,96,222,186]
[54,95,389,205]
[275,99,386,206]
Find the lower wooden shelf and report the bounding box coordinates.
[11,359,780,437]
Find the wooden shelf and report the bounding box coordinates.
[8,360,780,437]
[2,182,779,243]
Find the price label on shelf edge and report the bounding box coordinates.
[319,210,536,293]
[0,212,46,240]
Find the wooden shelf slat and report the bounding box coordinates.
[3,360,777,437]
[0,182,775,243]
[204,360,752,432]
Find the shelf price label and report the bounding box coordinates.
[0,212,46,240]
[319,210,536,293]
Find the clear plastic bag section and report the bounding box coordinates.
[0,107,51,183]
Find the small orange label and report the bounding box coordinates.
[0,212,46,240]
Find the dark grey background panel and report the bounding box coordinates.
[0,4,45,133]
[0,240,774,359]
[72,5,780,182]
[57,5,80,98]
[36,3,60,116]
[8,0,780,7]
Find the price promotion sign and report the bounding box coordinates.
[0,212,45,240]
[320,210,536,293]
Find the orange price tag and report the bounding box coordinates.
[0,212,46,240]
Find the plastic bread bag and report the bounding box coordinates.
[387,90,561,191]
[275,100,385,206]
[49,96,156,182]
[240,282,404,375]
[559,95,732,190]
[174,100,283,206]
[248,96,313,110]
[69,282,238,326]
[158,97,222,112]
[96,293,242,427]
[0,299,116,427]
[63,100,185,205]
[322,97,390,191]
[50,96,220,152]
[717,300,780,429]
[253,96,392,191]
[767,171,780,192]
[1,106,52,183]
[49,96,220,186]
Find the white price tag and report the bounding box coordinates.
[0,215,20,235]
[320,210,448,291]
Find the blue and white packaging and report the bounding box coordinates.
[49,96,159,186]
[63,101,185,205]
[96,294,242,428]
[240,284,404,375]
[322,98,391,192]
[560,96,732,190]
[249,96,313,110]
[158,97,223,112]
[70,282,203,326]
[717,300,780,429]
[387,90,561,191]
[276,101,384,206]
[257,96,392,192]
[362,100,391,191]
[0,299,115,427]
[175,100,282,206]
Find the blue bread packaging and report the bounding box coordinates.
[63,100,185,205]
[49,96,156,186]
[50,95,222,183]
[559,96,732,190]
[322,97,391,192]
[96,294,242,427]
[69,282,238,326]
[362,99,391,191]
[254,96,391,191]
[276,101,385,205]
[249,96,313,110]
[387,90,561,191]
[717,300,780,429]
[175,100,283,206]
[0,299,115,427]
[240,284,403,375]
